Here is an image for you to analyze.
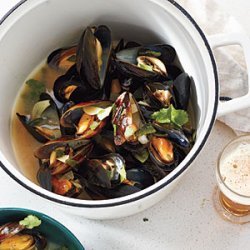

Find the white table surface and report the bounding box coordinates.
[0,1,249,249]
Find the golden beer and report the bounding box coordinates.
[214,135,250,223]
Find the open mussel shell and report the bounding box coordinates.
[112,92,145,145]
[149,136,175,168]
[0,233,46,250]
[34,137,92,159]
[143,81,174,108]
[0,222,24,242]
[76,25,112,90]
[80,153,126,189]
[116,44,176,65]
[53,64,103,104]
[173,72,191,110]
[60,100,112,139]
[17,93,61,143]
[114,55,168,81]
[152,122,191,149]
[47,46,76,72]
[0,223,47,250]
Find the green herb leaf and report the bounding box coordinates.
[133,149,149,163]
[71,179,82,189]
[138,63,153,72]
[61,171,74,180]
[97,106,113,120]
[118,166,127,183]
[151,104,188,127]
[22,79,46,107]
[135,124,156,137]
[66,158,77,167]
[90,121,100,130]
[143,50,161,57]
[113,124,117,136]
[124,126,135,139]
[19,215,41,229]
[55,149,65,158]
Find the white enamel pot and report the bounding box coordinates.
[0,0,250,219]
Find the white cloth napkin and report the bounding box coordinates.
[177,0,249,134]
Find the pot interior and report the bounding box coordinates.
[0,0,216,199]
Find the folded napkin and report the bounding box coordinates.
[178,0,249,134]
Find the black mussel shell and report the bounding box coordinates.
[34,137,92,159]
[153,123,191,149]
[166,65,183,80]
[17,93,61,143]
[47,46,76,72]
[80,153,126,189]
[173,72,191,110]
[126,167,155,189]
[85,183,140,199]
[76,25,112,90]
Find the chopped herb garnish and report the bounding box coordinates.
[55,149,65,158]
[144,50,161,57]
[61,171,74,180]
[138,63,153,72]
[90,121,100,130]
[66,158,77,167]
[22,79,46,111]
[133,149,149,163]
[135,124,156,137]
[19,215,41,229]
[151,104,188,127]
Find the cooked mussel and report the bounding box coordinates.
[47,46,76,72]
[35,137,93,175]
[53,65,103,104]
[116,44,176,66]
[144,81,174,108]
[153,122,191,149]
[80,153,126,189]
[112,92,144,145]
[0,217,47,250]
[60,101,112,138]
[114,56,167,80]
[149,136,174,167]
[76,25,112,90]
[0,222,24,242]
[17,93,61,143]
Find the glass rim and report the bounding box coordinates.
[217,134,250,199]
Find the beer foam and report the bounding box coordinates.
[220,142,250,197]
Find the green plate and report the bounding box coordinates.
[0,207,84,250]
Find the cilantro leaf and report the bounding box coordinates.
[19,215,41,229]
[151,105,188,127]
[22,79,46,112]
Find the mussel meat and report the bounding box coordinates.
[17,93,61,143]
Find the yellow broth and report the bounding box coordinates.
[11,62,61,184]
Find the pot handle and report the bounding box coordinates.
[208,33,250,117]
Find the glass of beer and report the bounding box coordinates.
[213,135,250,224]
